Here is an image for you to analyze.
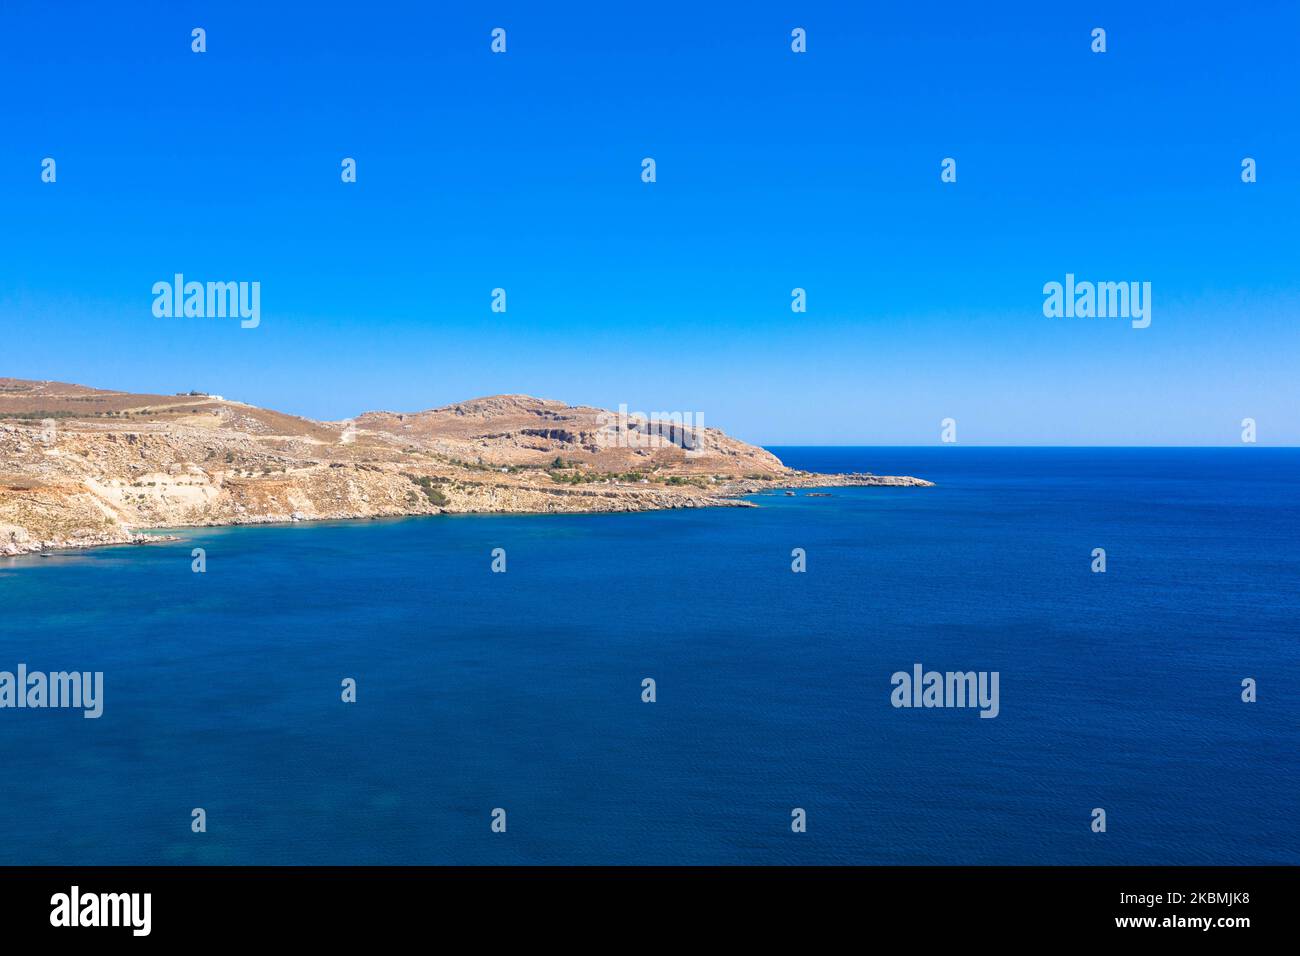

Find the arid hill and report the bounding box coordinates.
[0,378,931,555]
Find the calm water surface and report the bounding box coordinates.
[1,448,1296,864]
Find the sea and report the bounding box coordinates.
[1,448,1296,865]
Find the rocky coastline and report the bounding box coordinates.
[1,380,932,557]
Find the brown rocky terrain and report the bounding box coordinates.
[0,378,932,555]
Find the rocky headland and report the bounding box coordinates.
[0,379,931,556]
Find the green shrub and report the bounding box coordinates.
[404,473,449,506]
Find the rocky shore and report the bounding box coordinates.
[0,379,932,557]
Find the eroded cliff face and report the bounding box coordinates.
[0,379,931,555]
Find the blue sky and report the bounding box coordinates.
[2,1,1296,444]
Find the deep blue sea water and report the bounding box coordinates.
[1,448,1297,865]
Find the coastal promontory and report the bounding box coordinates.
[0,379,931,555]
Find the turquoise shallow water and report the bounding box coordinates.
[0,447,1297,864]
